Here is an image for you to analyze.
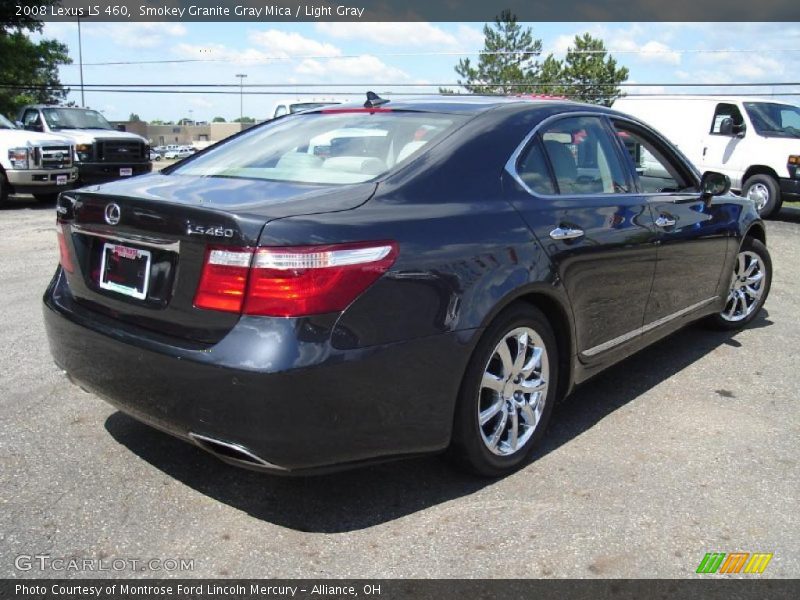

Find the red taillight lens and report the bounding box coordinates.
[244,242,398,317]
[194,241,398,317]
[194,247,254,313]
[57,225,74,273]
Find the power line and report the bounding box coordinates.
[65,47,800,67]
[4,82,800,89]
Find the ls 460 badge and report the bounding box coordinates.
[186,224,235,238]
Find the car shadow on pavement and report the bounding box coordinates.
[2,195,57,210]
[105,312,773,533]
[775,205,800,224]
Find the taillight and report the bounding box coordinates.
[57,225,74,273]
[194,241,398,317]
[194,247,253,312]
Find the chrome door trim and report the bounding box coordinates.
[549,226,585,240]
[71,224,180,252]
[582,297,719,357]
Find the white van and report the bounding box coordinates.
[614,95,800,216]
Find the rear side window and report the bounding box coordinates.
[516,138,556,194]
[539,116,629,195]
[173,111,466,185]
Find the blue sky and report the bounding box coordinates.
[37,22,800,122]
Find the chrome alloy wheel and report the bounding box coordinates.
[722,250,766,322]
[746,183,770,212]
[478,327,549,456]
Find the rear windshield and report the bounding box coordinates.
[172,111,466,184]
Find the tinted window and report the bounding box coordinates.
[710,103,744,135]
[174,111,466,185]
[42,108,113,130]
[612,122,692,193]
[516,138,555,194]
[743,102,800,138]
[540,116,629,194]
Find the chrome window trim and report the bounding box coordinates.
[583,297,718,357]
[504,110,634,200]
[71,224,180,252]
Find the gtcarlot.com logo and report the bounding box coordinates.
[696,552,773,574]
[15,554,194,573]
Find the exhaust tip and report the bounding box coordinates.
[188,433,286,471]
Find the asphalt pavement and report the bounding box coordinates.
[1,194,797,578]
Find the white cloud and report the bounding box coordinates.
[174,43,271,65]
[699,52,784,80]
[247,29,341,58]
[296,55,408,82]
[315,22,458,47]
[549,28,680,65]
[453,25,485,49]
[637,41,681,65]
[89,23,187,49]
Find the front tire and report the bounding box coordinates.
[743,174,781,218]
[450,304,559,477]
[707,237,771,330]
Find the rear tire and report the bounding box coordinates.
[706,237,771,330]
[449,304,559,477]
[743,174,781,218]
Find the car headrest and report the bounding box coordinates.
[323,156,386,176]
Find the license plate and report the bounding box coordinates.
[56,174,68,185]
[120,167,133,176]
[99,243,151,300]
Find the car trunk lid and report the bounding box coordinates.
[56,173,376,344]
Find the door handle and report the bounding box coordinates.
[549,226,585,240]
[655,215,676,228]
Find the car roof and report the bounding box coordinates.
[313,94,579,114]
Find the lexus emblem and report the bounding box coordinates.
[104,203,121,226]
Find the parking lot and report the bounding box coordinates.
[0,194,798,579]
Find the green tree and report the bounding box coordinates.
[212,116,226,122]
[560,33,629,106]
[128,113,141,122]
[537,55,566,97]
[233,116,255,124]
[0,1,71,118]
[454,10,542,95]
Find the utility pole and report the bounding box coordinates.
[77,18,85,107]
[235,73,247,122]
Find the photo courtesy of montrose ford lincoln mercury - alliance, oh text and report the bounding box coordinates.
[43,93,771,477]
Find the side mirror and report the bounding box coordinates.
[700,171,731,203]
[14,121,23,129]
[719,117,734,136]
[732,122,746,137]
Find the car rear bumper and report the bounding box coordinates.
[77,162,152,185]
[43,268,472,474]
[779,177,800,202]
[6,168,78,194]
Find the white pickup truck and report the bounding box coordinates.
[17,105,152,185]
[0,113,78,207]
